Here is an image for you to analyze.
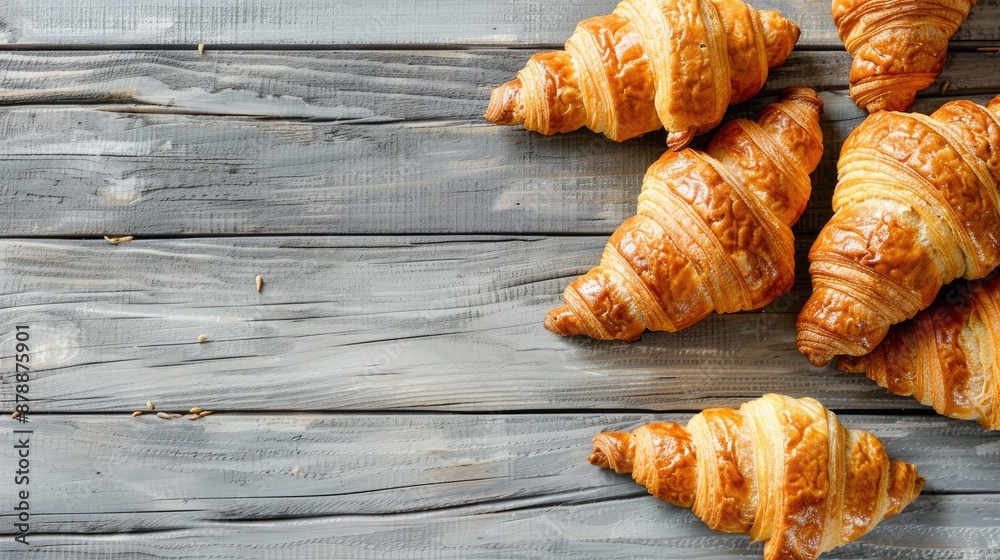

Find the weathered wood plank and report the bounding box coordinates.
[0,235,954,412]
[0,413,995,542]
[2,91,998,237]
[7,494,999,559]
[1,0,998,47]
[2,50,996,120]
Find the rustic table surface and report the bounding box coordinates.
[1,1,999,558]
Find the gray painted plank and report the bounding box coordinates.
[0,413,995,549]
[1,0,998,47]
[2,91,999,237]
[2,50,996,121]
[6,495,998,559]
[0,235,949,412]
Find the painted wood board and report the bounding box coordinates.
[0,413,997,557]
[2,90,999,237]
[4,49,997,117]
[4,50,995,115]
[1,0,998,47]
[0,234,968,413]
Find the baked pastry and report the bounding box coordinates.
[833,0,976,112]
[840,271,1000,429]
[545,87,823,340]
[796,94,1000,367]
[484,0,800,149]
[590,394,924,560]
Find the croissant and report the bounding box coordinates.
[484,0,800,149]
[796,94,1000,367]
[833,0,976,113]
[839,271,1000,429]
[545,87,823,340]
[590,394,924,560]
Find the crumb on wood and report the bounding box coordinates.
[256,275,264,293]
[197,334,207,343]
[147,401,155,411]
[11,411,20,419]
[104,235,134,245]
[977,46,1000,52]
[198,43,205,54]
[131,411,143,417]
[939,80,950,95]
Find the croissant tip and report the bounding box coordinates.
[485,78,525,125]
[796,343,835,368]
[591,431,634,473]
[588,450,610,468]
[850,78,920,113]
[666,129,696,151]
[780,87,823,112]
[758,10,800,68]
[545,305,585,337]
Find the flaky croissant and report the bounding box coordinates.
[484,0,800,149]
[590,394,924,560]
[545,87,823,340]
[833,0,976,113]
[796,94,1000,367]
[840,271,1000,429]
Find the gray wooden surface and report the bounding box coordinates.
[1,0,1000,558]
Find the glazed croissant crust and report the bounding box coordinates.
[833,0,976,113]
[546,87,823,341]
[590,394,924,560]
[484,0,800,149]
[796,94,1000,367]
[840,271,1000,429]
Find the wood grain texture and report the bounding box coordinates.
[1,6,998,555]
[0,235,907,413]
[2,49,996,120]
[8,496,999,559]
[1,0,998,47]
[0,413,996,557]
[2,87,999,237]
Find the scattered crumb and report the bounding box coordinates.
[104,235,134,245]
[256,275,264,293]
[11,411,20,419]
[978,46,1000,52]
[939,81,950,95]
[143,405,216,421]
[147,401,155,411]
[197,334,207,343]
[198,43,205,54]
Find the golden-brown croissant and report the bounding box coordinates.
[590,394,924,560]
[484,0,800,149]
[840,271,1000,429]
[545,87,823,340]
[833,0,976,113]
[796,94,1000,367]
